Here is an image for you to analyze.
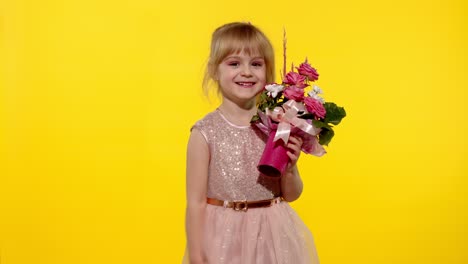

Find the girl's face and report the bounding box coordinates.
[216,51,266,105]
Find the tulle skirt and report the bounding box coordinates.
[183,201,319,264]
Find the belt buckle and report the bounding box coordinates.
[233,200,248,212]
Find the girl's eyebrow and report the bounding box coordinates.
[224,56,240,60]
[224,56,265,60]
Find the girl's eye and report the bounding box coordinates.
[228,62,240,67]
[252,62,264,67]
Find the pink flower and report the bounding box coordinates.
[297,61,319,81]
[283,86,305,102]
[304,97,326,119]
[284,72,308,88]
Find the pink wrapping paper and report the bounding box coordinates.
[258,130,289,177]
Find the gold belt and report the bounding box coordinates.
[206,197,283,212]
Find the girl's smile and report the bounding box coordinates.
[236,82,256,88]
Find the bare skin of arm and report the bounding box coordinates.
[281,136,304,202]
[185,129,210,264]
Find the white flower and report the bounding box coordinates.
[265,84,284,98]
[308,85,325,103]
[312,94,325,104]
[308,85,323,96]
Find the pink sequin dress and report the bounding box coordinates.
[183,110,320,264]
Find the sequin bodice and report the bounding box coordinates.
[192,110,281,201]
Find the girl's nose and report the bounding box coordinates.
[241,65,253,77]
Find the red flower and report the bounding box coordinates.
[284,72,308,88]
[297,61,319,81]
[304,97,326,119]
[283,86,305,102]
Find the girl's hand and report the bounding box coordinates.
[286,135,303,169]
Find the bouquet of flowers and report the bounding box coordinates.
[252,37,346,177]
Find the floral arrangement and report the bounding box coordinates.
[252,33,346,177]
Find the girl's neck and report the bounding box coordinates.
[218,100,257,127]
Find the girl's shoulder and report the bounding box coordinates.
[191,110,221,131]
[190,110,222,146]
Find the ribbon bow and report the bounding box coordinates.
[256,100,326,156]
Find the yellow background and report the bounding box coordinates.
[1,0,467,263]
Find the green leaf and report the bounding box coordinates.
[312,120,333,130]
[323,102,346,125]
[251,115,260,123]
[319,128,335,146]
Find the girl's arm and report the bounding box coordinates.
[185,128,209,264]
[281,136,304,202]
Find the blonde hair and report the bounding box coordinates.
[203,22,275,96]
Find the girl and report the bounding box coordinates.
[184,22,319,264]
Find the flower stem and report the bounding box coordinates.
[283,28,287,81]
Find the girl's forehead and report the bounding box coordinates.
[225,48,263,59]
